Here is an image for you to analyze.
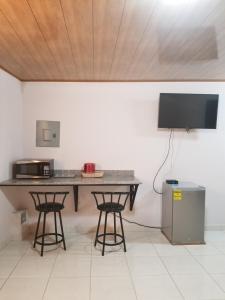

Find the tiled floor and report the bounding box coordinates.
[1,230,225,299]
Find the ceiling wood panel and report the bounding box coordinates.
[153,0,221,80]
[0,11,32,79]
[93,0,125,80]
[27,0,78,79]
[128,0,225,80]
[172,2,225,80]
[0,0,225,81]
[109,0,157,80]
[0,0,60,79]
[60,0,93,80]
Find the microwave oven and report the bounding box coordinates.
[13,159,54,179]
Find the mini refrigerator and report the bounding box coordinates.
[161,182,205,244]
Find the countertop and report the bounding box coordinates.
[0,170,141,186]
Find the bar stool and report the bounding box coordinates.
[91,191,131,256]
[30,191,69,256]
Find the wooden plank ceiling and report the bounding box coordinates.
[0,0,224,81]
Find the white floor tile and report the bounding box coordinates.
[0,278,47,300]
[43,277,90,300]
[51,255,91,277]
[91,256,129,277]
[59,242,92,256]
[212,274,225,292]
[125,231,152,243]
[210,241,225,254]
[150,232,170,244]
[154,244,190,256]
[185,244,222,256]
[91,276,136,300]
[0,278,6,288]
[25,246,59,257]
[125,242,158,257]
[172,273,225,300]
[10,256,55,278]
[195,255,225,274]
[161,256,204,275]
[0,256,20,278]
[127,256,167,276]
[0,241,30,257]
[65,233,93,244]
[133,275,182,300]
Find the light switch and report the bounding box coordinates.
[43,129,52,141]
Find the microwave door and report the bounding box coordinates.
[16,163,43,178]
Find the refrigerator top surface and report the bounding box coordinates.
[166,181,205,191]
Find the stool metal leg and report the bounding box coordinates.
[102,212,108,256]
[33,211,42,248]
[95,210,102,246]
[54,212,58,243]
[41,212,46,256]
[119,212,126,252]
[59,211,66,250]
[113,212,117,243]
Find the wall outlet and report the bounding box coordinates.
[21,210,27,224]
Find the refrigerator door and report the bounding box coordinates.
[172,186,205,244]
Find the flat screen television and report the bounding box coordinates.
[158,93,219,129]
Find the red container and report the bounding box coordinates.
[83,163,95,173]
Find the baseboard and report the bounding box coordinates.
[205,224,225,231]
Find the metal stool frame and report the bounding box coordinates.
[30,191,69,256]
[92,191,131,256]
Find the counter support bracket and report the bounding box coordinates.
[73,185,79,212]
[129,184,139,211]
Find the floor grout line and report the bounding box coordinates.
[0,241,31,291]
[187,247,225,295]
[124,252,140,300]
[152,243,185,300]
[41,247,60,300]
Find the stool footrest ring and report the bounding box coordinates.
[96,233,124,247]
[35,233,64,246]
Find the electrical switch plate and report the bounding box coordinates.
[43,129,52,141]
[36,120,60,147]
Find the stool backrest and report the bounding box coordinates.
[29,192,69,209]
[91,191,131,209]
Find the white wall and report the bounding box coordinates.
[0,70,23,247]
[22,82,225,230]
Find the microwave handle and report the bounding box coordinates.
[15,159,51,164]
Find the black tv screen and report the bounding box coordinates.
[158,93,219,129]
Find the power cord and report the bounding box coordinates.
[119,129,174,228]
[113,130,174,229]
[153,129,174,195]
[121,216,162,229]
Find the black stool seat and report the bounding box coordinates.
[36,202,64,212]
[92,191,131,256]
[97,202,123,213]
[30,191,69,256]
